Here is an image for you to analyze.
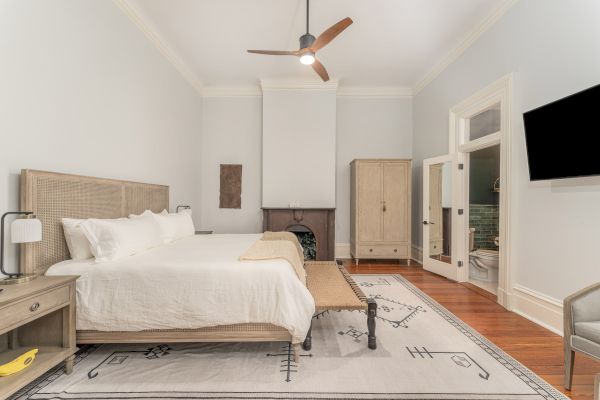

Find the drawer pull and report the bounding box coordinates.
[394,249,398,253]
[369,248,373,252]
[30,302,40,312]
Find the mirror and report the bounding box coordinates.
[428,161,452,263]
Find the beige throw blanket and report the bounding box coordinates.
[262,231,305,262]
[240,239,306,286]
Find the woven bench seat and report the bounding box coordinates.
[304,261,377,351]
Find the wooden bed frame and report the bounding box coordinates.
[19,169,300,360]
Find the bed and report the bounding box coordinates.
[20,169,314,360]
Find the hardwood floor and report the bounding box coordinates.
[341,259,600,400]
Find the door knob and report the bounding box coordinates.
[423,221,435,225]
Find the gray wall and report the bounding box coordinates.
[469,146,500,205]
[0,1,203,275]
[412,0,600,300]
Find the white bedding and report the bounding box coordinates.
[46,234,315,343]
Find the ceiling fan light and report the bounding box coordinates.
[299,52,315,65]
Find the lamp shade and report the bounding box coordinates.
[11,217,42,243]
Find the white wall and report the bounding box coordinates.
[200,96,263,233]
[0,1,202,275]
[262,89,337,208]
[198,95,413,245]
[336,97,413,246]
[412,0,600,308]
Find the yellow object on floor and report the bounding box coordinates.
[0,349,38,377]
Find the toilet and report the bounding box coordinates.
[469,228,499,282]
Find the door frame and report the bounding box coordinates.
[422,154,462,281]
[449,74,512,307]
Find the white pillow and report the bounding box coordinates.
[129,210,172,244]
[62,218,93,260]
[163,209,195,242]
[80,217,163,263]
[130,209,195,243]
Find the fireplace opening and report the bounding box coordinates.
[287,224,317,260]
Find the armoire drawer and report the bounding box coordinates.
[357,244,409,258]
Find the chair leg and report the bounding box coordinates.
[564,346,575,390]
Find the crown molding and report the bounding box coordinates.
[260,78,339,91]
[337,86,412,98]
[202,81,412,99]
[412,0,519,95]
[112,0,204,95]
[202,86,262,98]
[201,84,413,99]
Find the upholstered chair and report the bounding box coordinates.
[563,282,600,391]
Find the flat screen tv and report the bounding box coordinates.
[523,84,600,181]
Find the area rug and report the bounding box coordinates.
[11,275,568,400]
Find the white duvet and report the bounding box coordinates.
[46,234,315,343]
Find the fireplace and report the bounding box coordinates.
[262,208,335,261]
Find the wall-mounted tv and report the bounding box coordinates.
[523,84,600,181]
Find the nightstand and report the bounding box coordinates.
[0,275,78,399]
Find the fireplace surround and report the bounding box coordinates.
[262,208,335,261]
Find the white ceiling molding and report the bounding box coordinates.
[412,0,519,95]
[201,85,413,99]
[260,78,339,91]
[112,0,204,94]
[202,86,262,98]
[337,86,412,99]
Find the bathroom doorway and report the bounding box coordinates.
[448,75,512,307]
[467,145,500,295]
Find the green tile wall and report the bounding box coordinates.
[469,204,499,250]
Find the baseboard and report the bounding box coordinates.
[508,285,563,336]
[411,244,423,263]
[335,243,351,259]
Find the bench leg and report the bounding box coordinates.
[367,298,377,350]
[292,343,301,363]
[302,321,313,351]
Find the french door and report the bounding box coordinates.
[422,154,462,281]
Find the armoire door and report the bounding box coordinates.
[383,162,408,242]
[357,162,382,242]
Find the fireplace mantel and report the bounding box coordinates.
[262,208,335,261]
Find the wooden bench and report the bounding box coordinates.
[304,261,377,351]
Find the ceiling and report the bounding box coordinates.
[125,0,507,90]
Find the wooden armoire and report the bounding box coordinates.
[350,159,412,263]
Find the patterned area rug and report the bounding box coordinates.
[11,275,568,400]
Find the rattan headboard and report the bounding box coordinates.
[20,169,169,276]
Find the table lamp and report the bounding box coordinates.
[0,211,42,285]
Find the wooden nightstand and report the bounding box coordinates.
[0,276,78,399]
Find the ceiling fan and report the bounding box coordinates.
[247,0,353,82]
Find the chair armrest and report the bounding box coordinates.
[564,282,600,338]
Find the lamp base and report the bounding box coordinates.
[0,274,37,285]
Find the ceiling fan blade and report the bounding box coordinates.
[311,17,353,51]
[247,50,299,56]
[312,59,330,82]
